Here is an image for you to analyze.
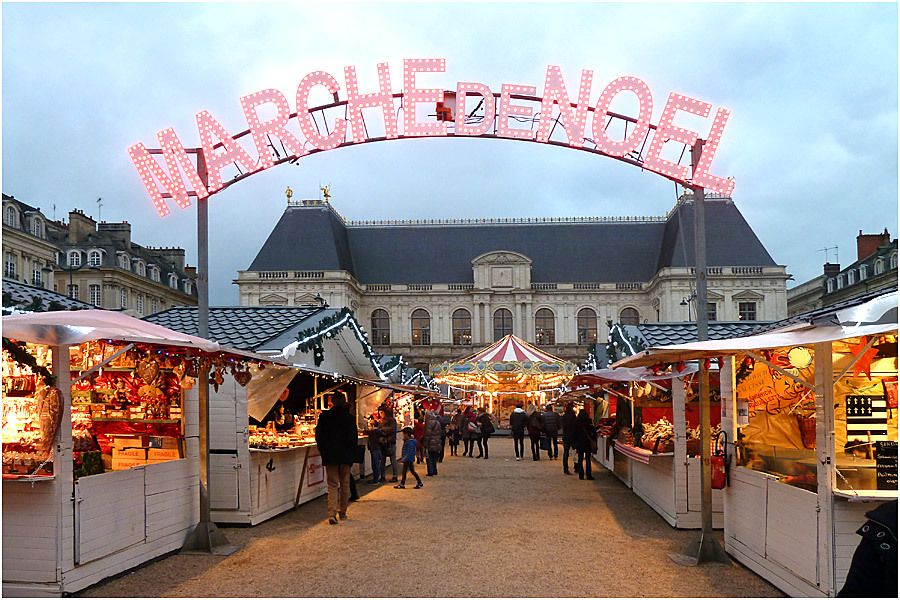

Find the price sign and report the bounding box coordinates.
[875,441,898,491]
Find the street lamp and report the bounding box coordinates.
[58,263,86,300]
[680,291,697,320]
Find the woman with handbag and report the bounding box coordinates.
[447,408,460,456]
[461,405,477,457]
[476,407,495,459]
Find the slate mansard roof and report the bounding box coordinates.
[247,197,779,285]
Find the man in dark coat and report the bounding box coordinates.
[315,393,358,524]
[838,499,897,597]
[508,403,529,460]
[560,402,577,475]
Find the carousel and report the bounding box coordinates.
[431,335,576,428]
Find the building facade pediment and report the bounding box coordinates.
[471,250,532,266]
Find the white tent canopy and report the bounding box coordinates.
[2,309,221,351]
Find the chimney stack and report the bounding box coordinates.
[856,228,891,262]
[97,221,132,249]
[67,209,96,244]
[823,263,841,278]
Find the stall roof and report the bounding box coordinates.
[2,309,222,351]
[2,278,94,312]
[751,286,897,335]
[569,364,700,387]
[622,322,766,347]
[614,291,898,368]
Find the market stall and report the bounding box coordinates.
[565,364,724,528]
[207,363,379,525]
[431,334,576,428]
[1,310,251,596]
[614,291,898,597]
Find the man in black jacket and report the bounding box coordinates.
[560,402,577,475]
[315,392,358,525]
[838,499,897,598]
[508,403,528,460]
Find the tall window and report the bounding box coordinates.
[183,280,192,295]
[707,302,718,322]
[859,265,867,280]
[88,250,102,267]
[119,254,130,270]
[534,308,556,345]
[169,273,178,289]
[875,259,885,275]
[4,206,17,227]
[29,217,42,238]
[149,266,160,282]
[619,307,639,326]
[89,284,101,306]
[493,308,513,341]
[32,263,43,287]
[5,252,17,278]
[150,298,159,314]
[739,302,757,321]
[371,309,390,345]
[837,274,845,289]
[452,308,472,345]
[67,284,79,300]
[410,309,431,345]
[136,294,144,315]
[120,289,128,309]
[892,253,898,270]
[577,308,597,345]
[68,251,81,267]
[136,261,146,276]
[848,270,856,285]
[827,278,835,293]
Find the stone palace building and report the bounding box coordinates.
[235,192,788,370]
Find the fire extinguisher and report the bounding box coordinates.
[711,430,729,489]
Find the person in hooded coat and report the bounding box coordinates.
[423,410,443,476]
[572,409,596,480]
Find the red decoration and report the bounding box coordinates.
[849,337,879,380]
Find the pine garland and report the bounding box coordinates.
[2,338,55,386]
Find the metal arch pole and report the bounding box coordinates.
[673,140,729,565]
[182,152,239,555]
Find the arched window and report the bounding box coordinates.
[67,250,81,267]
[891,253,898,270]
[410,309,431,346]
[183,280,192,295]
[371,309,390,345]
[848,269,856,285]
[859,265,867,280]
[875,259,885,275]
[169,273,178,289]
[619,307,639,326]
[30,217,42,238]
[118,254,130,270]
[577,308,598,345]
[136,261,146,277]
[149,266,160,282]
[88,250,102,267]
[827,278,835,293]
[452,308,472,345]
[493,308,513,341]
[534,308,555,345]
[4,206,18,227]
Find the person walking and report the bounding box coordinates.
[314,393,359,524]
[461,405,477,457]
[572,409,597,480]
[542,404,561,460]
[448,408,460,456]
[363,414,383,484]
[560,402,577,475]
[527,407,544,461]
[378,408,400,482]
[395,427,423,489]
[476,407,495,459]
[438,409,450,462]
[424,410,443,476]
[509,403,528,461]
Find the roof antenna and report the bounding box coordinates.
[97,197,103,221]
[818,246,839,264]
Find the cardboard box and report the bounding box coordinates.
[148,436,179,449]
[147,448,180,461]
[111,457,146,470]
[113,447,147,460]
[112,436,147,450]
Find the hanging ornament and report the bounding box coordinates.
[849,336,879,380]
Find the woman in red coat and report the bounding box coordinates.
[413,416,426,464]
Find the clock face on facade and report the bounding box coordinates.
[491,267,513,288]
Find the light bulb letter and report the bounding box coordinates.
[497,83,537,140]
[643,92,711,182]
[296,71,348,151]
[403,58,448,137]
[344,62,398,143]
[240,88,306,169]
[691,107,735,195]
[591,76,654,157]
[455,82,495,136]
[536,66,593,146]
[196,110,260,193]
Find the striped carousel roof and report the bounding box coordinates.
[466,335,566,364]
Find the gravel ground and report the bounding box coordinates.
[81,439,782,597]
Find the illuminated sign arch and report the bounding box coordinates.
[130,58,735,217]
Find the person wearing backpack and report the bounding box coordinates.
[476,406,495,459]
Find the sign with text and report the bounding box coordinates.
[875,441,898,490]
[130,59,735,216]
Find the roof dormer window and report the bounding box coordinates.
[169,273,178,289]
[88,249,102,267]
[827,278,834,293]
[859,265,868,280]
[875,258,885,275]
[118,253,130,270]
[891,252,898,270]
[67,250,81,268]
[149,265,160,282]
[134,260,146,277]
[183,280,193,295]
[29,216,43,238]
[4,205,18,228]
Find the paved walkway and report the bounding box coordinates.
[82,439,781,597]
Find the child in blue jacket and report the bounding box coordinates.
[395,426,423,489]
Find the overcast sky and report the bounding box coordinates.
[3,2,897,305]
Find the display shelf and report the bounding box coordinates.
[833,489,898,501]
[90,418,181,424]
[2,473,55,482]
[613,441,674,464]
[249,443,315,453]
